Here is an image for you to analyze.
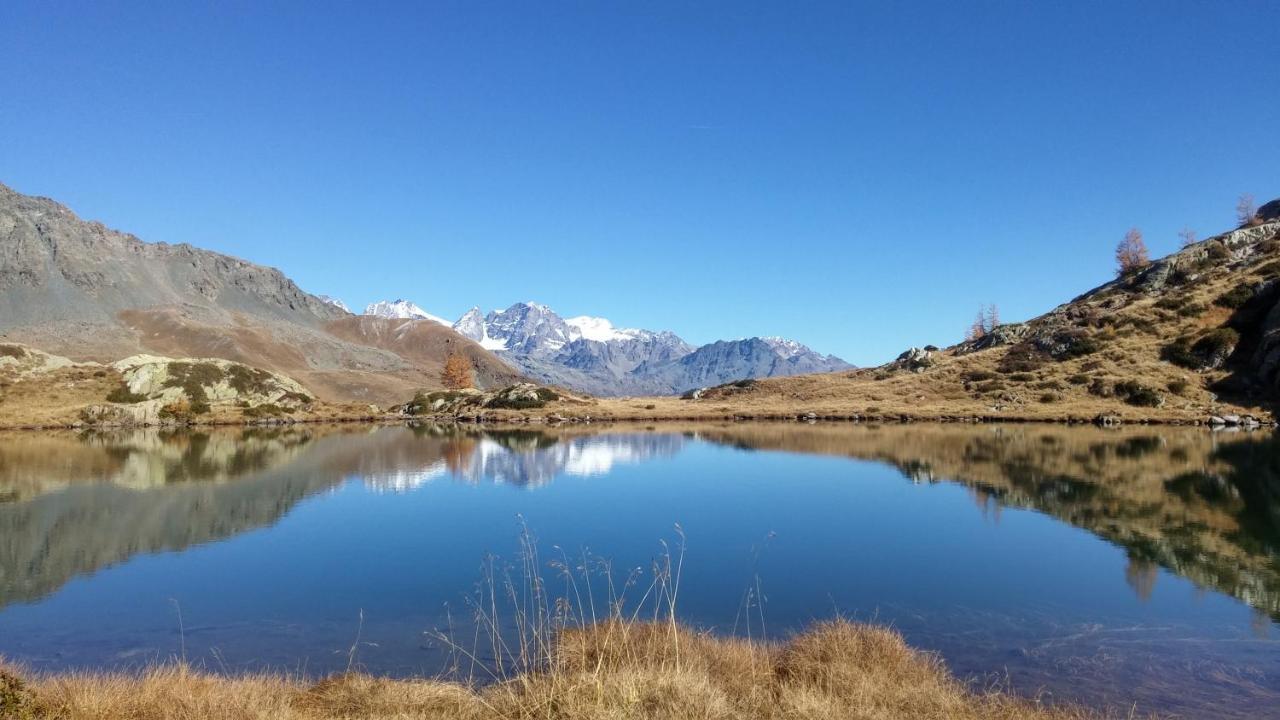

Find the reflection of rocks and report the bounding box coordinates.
[693,423,1280,621]
[0,426,450,607]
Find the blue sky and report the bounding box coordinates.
[1,1,1277,365]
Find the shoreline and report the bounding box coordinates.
[0,619,1130,720]
[0,409,1269,432]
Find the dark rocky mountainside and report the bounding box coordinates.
[0,183,344,328]
[0,182,521,403]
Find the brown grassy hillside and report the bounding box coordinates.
[501,212,1280,424]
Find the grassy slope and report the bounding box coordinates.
[516,219,1280,424]
[1,620,1117,720]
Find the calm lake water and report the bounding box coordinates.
[0,423,1277,717]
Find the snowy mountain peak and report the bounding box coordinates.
[760,336,809,359]
[317,295,351,313]
[565,315,639,342]
[363,299,451,327]
[453,306,506,350]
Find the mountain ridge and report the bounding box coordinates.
[0,181,522,404]
[355,298,853,396]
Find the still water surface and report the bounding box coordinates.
[0,423,1277,717]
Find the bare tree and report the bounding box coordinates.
[441,351,474,390]
[1178,227,1198,247]
[984,304,1000,332]
[966,304,1000,341]
[1237,194,1257,227]
[967,310,987,341]
[1115,227,1149,276]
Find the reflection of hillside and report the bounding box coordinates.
[0,426,686,607]
[689,423,1280,620]
[0,426,439,607]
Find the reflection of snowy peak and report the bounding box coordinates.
[448,301,851,396]
[362,432,686,490]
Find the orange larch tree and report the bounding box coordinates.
[441,351,474,390]
[1115,228,1149,276]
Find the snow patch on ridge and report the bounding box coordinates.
[565,315,640,342]
[364,299,451,327]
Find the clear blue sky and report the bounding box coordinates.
[2,2,1277,365]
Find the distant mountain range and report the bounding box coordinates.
[0,180,850,400]
[345,299,852,396]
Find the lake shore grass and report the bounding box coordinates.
[1,619,1127,720]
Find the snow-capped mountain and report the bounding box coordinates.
[450,301,850,396]
[363,299,451,327]
[317,295,351,313]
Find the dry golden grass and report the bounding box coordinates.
[1,620,1123,720]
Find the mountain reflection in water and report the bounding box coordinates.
[0,422,1276,623]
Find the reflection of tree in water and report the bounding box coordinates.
[1125,553,1158,602]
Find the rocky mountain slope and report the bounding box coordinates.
[476,200,1280,423]
[437,301,850,395]
[740,205,1280,420]
[0,182,521,404]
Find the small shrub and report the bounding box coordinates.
[243,403,286,419]
[1080,359,1104,371]
[1008,372,1035,382]
[1155,296,1185,311]
[1176,302,1206,318]
[1167,328,1240,370]
[1167,379,1190,395]
[106,384,146,404]
[226,364,275,395]
[1255,260,1280,278]
[1214,285,1254,309]
[975,380,1006,393]
[1193,328,1240,361]
[1114,380,1162,407]
[1088,378,1112,397]
[1038,393,1058,403]
[1161,337,1198,369]
[962,370,998,383]
[1067,373,1090,385]
[0,669,37,719]
[159,400,193,422]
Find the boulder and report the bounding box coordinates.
[893,347,935,373]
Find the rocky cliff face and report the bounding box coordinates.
[0,182,521,404]
[0,183,345,329]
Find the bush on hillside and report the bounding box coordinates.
[105,384,146,404]
[1113,380,1163,407]
[1214,285,1254,309]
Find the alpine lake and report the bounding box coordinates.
[0,421,1276,718]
